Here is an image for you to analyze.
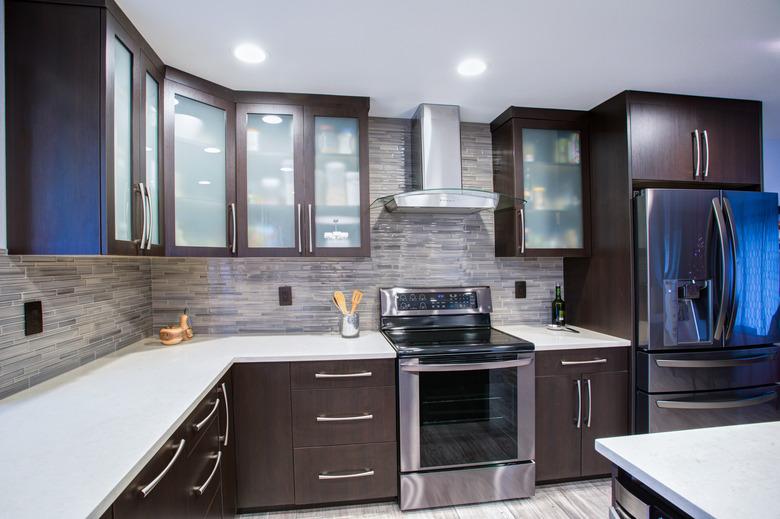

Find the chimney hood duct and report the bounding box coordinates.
[378,104,501,214]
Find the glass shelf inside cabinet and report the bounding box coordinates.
[370,189,523,213]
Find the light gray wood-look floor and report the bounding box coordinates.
[241,478,611,519]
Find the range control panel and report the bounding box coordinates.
[397,291,477,311]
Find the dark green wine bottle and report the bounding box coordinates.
[552,284,565,326]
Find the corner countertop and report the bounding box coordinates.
[596,422,780,519]
[494,324,630,351]
[0,332,396,519]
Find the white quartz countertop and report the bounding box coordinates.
[0,332,396,519]
[596,422,780,519]
[495,324,630,351]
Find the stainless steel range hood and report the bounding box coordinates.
[374,104,501,214]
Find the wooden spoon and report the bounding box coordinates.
[333,291,348,315]
[350,290,363,315]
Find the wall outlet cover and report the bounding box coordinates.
[278,286,293,306]
[515,281,527,299]
[24,301,43,335]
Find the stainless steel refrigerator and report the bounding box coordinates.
[635,189,780,433]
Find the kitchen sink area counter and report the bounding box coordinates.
[0,333,396,519]
[597,422,780,519]
[495,325,630,351]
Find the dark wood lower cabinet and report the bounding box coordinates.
[535,348,629,482]
[218,372,237,517]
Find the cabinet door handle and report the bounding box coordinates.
[193,451,222,496]
[561,358,607,366]
[693,129,701,177]
[139,439,185,498]
[575,379,582,429]
[297,203,302,254]
[318,469,374,480]
[193,399,220,432]
[315,371,372,379]
[702,129,710,177]
[144,184,153,250]
[136,182,148,250]
[585,378,592,428]
[229,203,237,254]
[308,203,313,253]
[317,413,373,422]
[518,207,526,254]
[219,383,229,447]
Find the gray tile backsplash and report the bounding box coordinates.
[152,119,562,334]
[0,256,152,398]
[0,118,562,399]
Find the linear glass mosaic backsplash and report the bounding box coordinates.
[152,119,562,333]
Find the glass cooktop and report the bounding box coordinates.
[382,327,534,357]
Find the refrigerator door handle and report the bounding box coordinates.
[711,197,729,341]
[722,197,739,341]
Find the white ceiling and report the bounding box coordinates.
[117,0,780,137]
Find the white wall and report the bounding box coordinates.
[0,0,6,251]
[764,137,780,195]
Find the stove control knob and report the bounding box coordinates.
[419,303,427,310]
[400,303,409,310]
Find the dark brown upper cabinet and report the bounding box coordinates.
[5,0,165,255]
[491,107,591,258]
[627,91,762,186]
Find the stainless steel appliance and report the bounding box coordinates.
[635,189,780,433]
[379,286,535,510]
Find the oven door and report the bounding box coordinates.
[398,352,535,472]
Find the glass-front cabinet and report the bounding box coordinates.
[491,108,590,257]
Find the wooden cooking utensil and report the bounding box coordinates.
[350,290,363,314]
[333,291,349,315]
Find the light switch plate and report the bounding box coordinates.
[24,301,43,335]
[279,286,292,306]
[515,281,527,299]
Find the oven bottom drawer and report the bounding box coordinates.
[400,462,535,511]
[293,442,397,505]
[637,385,780,433]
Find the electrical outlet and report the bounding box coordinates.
[24,301,43,335]
[278,286,292,306]
[514,281,527,299]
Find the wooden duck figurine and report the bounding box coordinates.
[159,309,194,346]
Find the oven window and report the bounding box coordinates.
[418,366,518,468]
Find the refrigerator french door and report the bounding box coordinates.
[635,189,780,433]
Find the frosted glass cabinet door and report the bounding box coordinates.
[112,37,133,243]
[173,94,228,249]
[145,72,161,247]
[237,105,303,255]
[521,128,584,250]
[313,116,363,250]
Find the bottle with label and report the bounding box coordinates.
[551,284,565,326]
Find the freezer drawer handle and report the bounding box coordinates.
[656,354,776,369]
[401,358,532,373]
[561,358,607,366]
[315,371,372,379]
[318,469,374,480]
[656,391,777,410]
[316,413,373,422]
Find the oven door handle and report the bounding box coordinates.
[400,357,532,372]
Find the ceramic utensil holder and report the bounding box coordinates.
[339,313,360,338]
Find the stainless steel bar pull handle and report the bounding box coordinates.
[193,451,222,496]
[519,207,526,254]
[585,378,592,428]
[561,358,607,366]
[137,182,148,250]
[140,439,185,498]
[144,184,153,250]
[219,383,230,447]
[712,197,729,340]
[308,203,313,253]
[693,129,700,177]
[702,129,710,177]
[575,379,582,429]
[400,358,532,373]
[656,354,775,369]
[316,413,373,422]
[315,371,372,379]
[229,203,237,254]
[297,203,302,254]
[318,469,374,480]
[193,399,220,432]
[656,391,776,410]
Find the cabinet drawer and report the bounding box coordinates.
[292,387,396,447]
[536,347,628,377]
[290,359,394,389]
[293,443,397,505]
[184,418,222,519]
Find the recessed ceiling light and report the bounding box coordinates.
[457,58,487,76]
[280,167,293,172]
[204,147,221,154]
[197,180,212,185]
[262,115,283,124]
[233,43,267,64]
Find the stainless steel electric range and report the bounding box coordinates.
[379,286,536,511]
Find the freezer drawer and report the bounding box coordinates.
[636,385,780,433]
[636,346,780,393]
